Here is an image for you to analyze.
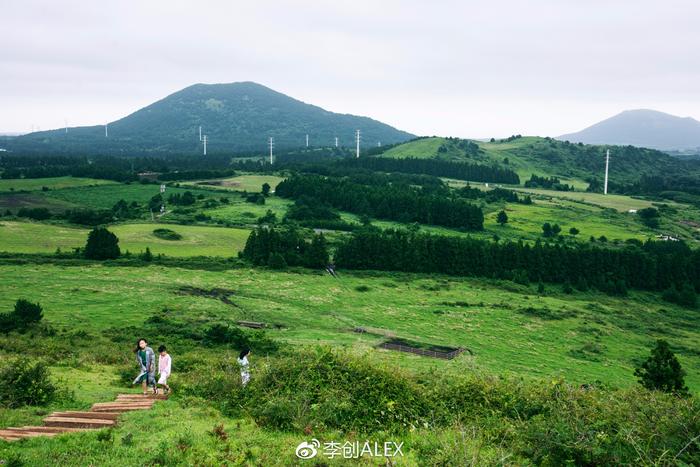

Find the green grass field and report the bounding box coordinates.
[0,176,116,193]
[184,174,286,192]
[44,184,224,210]
[1,263,697,391]
[204,196,292,225]
[0,221,249,257]
[381,137,447,159]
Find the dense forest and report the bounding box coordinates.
[334,228,700,295]
[241,226,329,269]
[340,156,520,184]
[275,174,484,230]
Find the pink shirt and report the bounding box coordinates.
[158,354,171,376]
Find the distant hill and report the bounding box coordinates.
[558,109,700,151]
[378,135,687,185]
[7,82,415,155]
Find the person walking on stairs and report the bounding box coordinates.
[132,338,157,395]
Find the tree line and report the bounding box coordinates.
[524,174,574,191]
[240,227,329,269]
[459,185,533,204]
[334,228,700,295]
[340,156,520,184]
[275,174,484,230]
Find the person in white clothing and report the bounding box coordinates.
[238,347,251,386]
[157,345,172,395]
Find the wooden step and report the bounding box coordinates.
[15,426,87,433]
[94,400,154,406]
[51,411,120,420]
[116,394,168,401]
[92,401,154,408]
[43,417,116,429]
[0,429,58,439]
[0,431,25,441]
[91,404,152,413]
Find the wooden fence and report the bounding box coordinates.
[378,342,466,360]
[237,320,266,329]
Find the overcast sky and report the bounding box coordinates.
[2,0,699,138]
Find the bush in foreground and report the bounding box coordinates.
[0,357,56,408]
[178,347,700,465]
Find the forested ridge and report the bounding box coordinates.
[275,174,484,230]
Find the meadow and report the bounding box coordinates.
[0,221,249,257]
[1,263,697,390]
[1,262,699,465]
[183,174,286,193]
[2,171,700,464]
[44,184,224,210]
[0,176,116,193]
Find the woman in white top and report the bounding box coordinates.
[238,347,251,386]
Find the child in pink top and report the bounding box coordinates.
[157,345,172,395]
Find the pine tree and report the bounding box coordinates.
[497,210,508,226]
[634,339,688,395]
[268,252,288,269]
[304,233,329,268]
[84,227,121,260]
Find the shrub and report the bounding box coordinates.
[139,247,154,262]
[13,299,43,327]
[257,209,277,225]
[16,207,51,220]
[204,324,250,347]
[152,228,182,240]
[662,283,697,308]
[240,348,431,432]
[0,299,43,333]
[0,357,56,407]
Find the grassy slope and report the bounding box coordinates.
[379,136,681,191]
[183,174,286,193]
[0,221,249,257]
[0,363,485,466]
[0,364,318,466]
[381,137,447,159]
[0,176,116,193]
[1,264,697,391]
[44,184,221,210]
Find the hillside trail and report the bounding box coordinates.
[0,393,167,442]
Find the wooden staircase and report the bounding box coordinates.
[0,393,167,442]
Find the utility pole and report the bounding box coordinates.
[269,137,274,165]
[199,126,202,142]
[105,124,108,138]
[306,134,309,147]
[203,135,207,156]
[604,149,610,195]
[355,129,360,158]
[334,136,338,148]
